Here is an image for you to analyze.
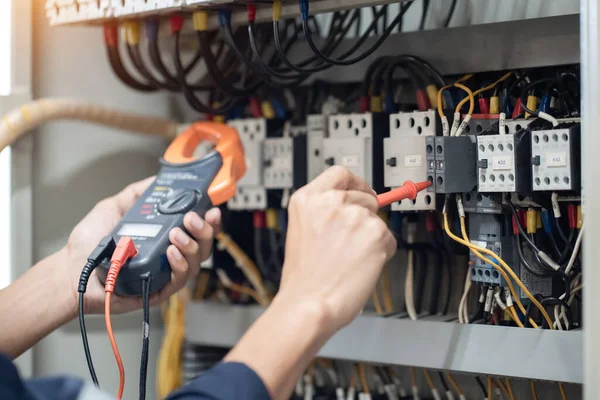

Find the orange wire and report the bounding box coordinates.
[105,292,125,399]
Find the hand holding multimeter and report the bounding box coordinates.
[94,121,247,296]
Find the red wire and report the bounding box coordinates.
[105,292,125,399]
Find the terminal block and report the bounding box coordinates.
[531,124,581,192]
[384,110,438,212]
[477,131,531,194]
[468,213,517,286]
[429,136,477,194]
[324,113,388,193]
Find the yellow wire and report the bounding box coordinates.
[372,291,384,314]
[227,283,264,304]
[358,364,370,394]
[157,292,188,398]
[193,271,210,300]
[349,368,358,389]
[437,74,474,119]
[446,373,464,396]
[410,367,418,388]
[423,369,437,391]
[443,213,540,328]
[453,82,475,115]
[531,381,538,400]
[453,214,553,329]
[382,264,394,313]
[507,305,525,328]
[455,72,513,113]
[488,377,493,400]
[495,378,512,399]
[437,84,453,119]
[559,383,568,400]
[506,379,516,400]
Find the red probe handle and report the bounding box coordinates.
[377,180,432,208]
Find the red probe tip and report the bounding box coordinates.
[376,180,432,208]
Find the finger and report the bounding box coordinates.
[204,208,222,234]
[159,245,191,299]
[184,212,216,262]
[112,176,155,215]
[310,166,375,195]
[169,227,201,266]
[330,190,378,213]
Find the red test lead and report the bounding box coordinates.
[377,180,432,208]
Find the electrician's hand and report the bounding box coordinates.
[279,166,397,334]
[64,177,221,314]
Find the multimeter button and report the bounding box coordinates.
[158,189,200,215]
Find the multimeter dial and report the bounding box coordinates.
[158,189,200,215]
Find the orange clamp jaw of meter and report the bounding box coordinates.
[163,121,247,206]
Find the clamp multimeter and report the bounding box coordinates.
[98,122,246,296]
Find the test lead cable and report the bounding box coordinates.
[78,236,117,387]
[139,273,152,400]
[104,236,139,400]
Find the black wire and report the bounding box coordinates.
[362,56,392,98]
[475,377,487,397]
[263,11,357,76]
[198,31,262,97]
[516,236,550,278]
[126,44,174,91]
[173,31,236,115]
[139,274,152,400]
[106,44,157,92]
[519,78,555,117]
[300,5,396,66]
[438,372,449,392]
[419,0,430,30]
[79,290,99,387]
[444,0,458,27]
[147,31,203,90]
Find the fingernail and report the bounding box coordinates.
[171,247,183,260]
[190,213,204,230]
[175,229,190,246]
[205,208,221,222]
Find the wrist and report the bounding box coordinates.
[48,247,79,321]
[270,292,336,341]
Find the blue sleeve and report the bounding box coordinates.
[167,362,271,400]
[0,353,84,400]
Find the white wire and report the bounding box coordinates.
[457,265,472,324]
[405,249,419,321]
[565,225,584,275]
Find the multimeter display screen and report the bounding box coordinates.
[117,223,163,238]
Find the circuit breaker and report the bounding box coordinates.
[429,136,477,194]
[306,115,327,183]
[477,131,531,194]
[468,213,517,286]
[227,118,268,210]
[531,124,581,192]
[384,110,438,211]
[263,138,294,189]
[324,113,388,192]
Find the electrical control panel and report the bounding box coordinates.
[429,135,477,194]
[384,110,438,212]
[324,113,388,192]
[531,124,581,192]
